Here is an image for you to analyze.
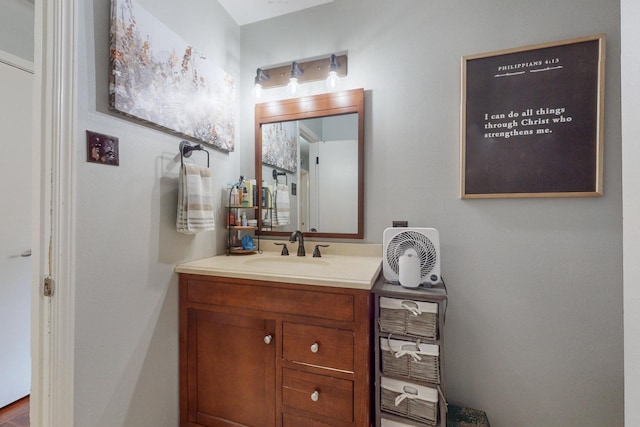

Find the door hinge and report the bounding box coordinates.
[44,276,55,297]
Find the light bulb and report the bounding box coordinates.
[253,68,269,99]
[253,83,263,98]
[326,54,340,90]
[287,77,299,95]
[326,70,339,89]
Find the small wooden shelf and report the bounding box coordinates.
[228,205,259,210]
[229,248,258,255]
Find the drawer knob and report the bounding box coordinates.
[264,335,273,344]
[310,390,320,402]
[310,342,319,353]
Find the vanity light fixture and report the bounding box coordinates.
[253,53,348,96]
[253,68,270,98]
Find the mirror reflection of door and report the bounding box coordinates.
[298,170,309,231]
[298,131,310,231]
[310,139,358,233]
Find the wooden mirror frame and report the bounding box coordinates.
[255,88,365,239]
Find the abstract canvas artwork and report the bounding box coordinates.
[262,121,298,173]
[109,0,236,151]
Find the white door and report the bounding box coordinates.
[0,53,33,408]
[298,169,309,231]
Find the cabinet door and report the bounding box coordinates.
[185,309,276,427]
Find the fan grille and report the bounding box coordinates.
[386,230,438,279]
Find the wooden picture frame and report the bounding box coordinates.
[461,34,605,198]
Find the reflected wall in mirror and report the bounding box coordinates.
[255,89,364,239]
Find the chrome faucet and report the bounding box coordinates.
[289,230,305,256]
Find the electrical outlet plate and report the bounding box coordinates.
[86,130,119,166]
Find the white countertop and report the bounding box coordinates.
[175,242,382,290]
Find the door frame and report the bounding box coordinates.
[31,0,76,425]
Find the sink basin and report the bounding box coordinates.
[243,255,335,277]
[244,255,330,269]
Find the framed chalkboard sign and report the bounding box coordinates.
[461,34,605,198]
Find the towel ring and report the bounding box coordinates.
[272,169,287,185]
[180,140,209,168]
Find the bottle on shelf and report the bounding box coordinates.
[227,212,235,227]
[230,186,238,206]
[250,179,257,207]
[244,180,253,207]
[262,180,273,208]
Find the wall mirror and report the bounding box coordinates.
[255,88,364,239]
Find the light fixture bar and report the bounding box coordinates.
[259,54,348,89]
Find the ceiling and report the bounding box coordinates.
[217,0,334,26]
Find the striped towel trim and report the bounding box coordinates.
[177,163,215,233]
[274,183,290,226]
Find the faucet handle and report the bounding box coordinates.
[274,242,289,256]
[313,244,330,258]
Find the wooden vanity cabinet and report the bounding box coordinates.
[179,273,374,427]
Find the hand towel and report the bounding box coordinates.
[177,163,215,233]
[274,183,290,226]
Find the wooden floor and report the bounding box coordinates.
[0,396,29,427]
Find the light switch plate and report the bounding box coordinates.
[86,130,119,166]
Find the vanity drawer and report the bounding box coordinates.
[186,278,355,321]
[282,368,353,423]
[282,413,335,427]
[283,322,354,372]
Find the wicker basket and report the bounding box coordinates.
[379,297,438,339]
[380,377,438,425]
[380,417,415,427]
[380,337,440,384]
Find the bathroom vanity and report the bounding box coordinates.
[176,246,382,427]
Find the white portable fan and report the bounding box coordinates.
[383,227,441,287]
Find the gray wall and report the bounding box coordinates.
[240,1,623,426]
[6,0,619,425]
[73,0,239,425]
